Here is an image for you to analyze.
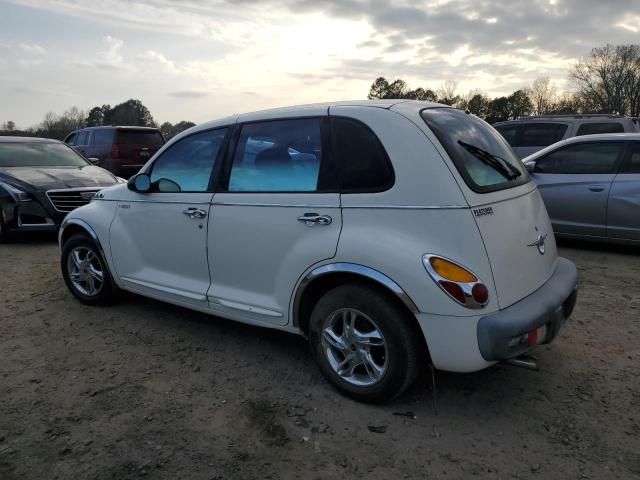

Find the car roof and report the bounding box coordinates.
[188,99,447,136]
[494,116,637,126]
[0,136,61,144]
[522,133,640,161]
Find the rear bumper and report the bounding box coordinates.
[477,257,578,361]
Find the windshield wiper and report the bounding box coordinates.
[457,140,521,181]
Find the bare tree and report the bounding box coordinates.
[437,80,459,106]
[570,44,640,116]
[528,77,557,115]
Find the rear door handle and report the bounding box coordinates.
[588,186,605,192]
[183,208,207,219]
[297,213,332,226]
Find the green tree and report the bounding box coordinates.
[461,92,490,118]
[86,105,110,126]
[507,89,533,119]
[367,77,437,101]
[159,121,196,140]
[104,99,155,127]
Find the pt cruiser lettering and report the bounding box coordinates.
[59,100,578,403]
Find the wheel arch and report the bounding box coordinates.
[292,263,420,335]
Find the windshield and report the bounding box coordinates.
[421,108,529,193]
[0,142,89,167]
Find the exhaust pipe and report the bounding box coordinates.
[504,355,539,371]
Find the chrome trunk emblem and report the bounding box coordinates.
[527,227,547,255]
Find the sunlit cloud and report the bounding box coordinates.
[1,0,639,127]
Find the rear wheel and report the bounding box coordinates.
[61,234,116,304]
[308,284,421,403]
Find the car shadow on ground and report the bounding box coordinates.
[112,290,558,412]
[557,236,640,255]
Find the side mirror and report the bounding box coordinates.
[525,161,536,173]
[87,157,100,165]
[127,173,151,193]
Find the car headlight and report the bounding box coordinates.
[0,182,32,202]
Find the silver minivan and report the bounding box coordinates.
[495,115,639,158]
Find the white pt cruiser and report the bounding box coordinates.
[59,101,578,402]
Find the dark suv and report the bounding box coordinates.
[64,126,165,177]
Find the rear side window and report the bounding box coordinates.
[94,129,114,145]
[331,117,394,192]
[65,133,77,146]
[624,142,640,173]
[150,128,227,192]
[576,122,624,136]
[228,118,331,192]
[495,125,517,145]
[535,142,624,174]
[76,131,89,146]
[422,108,529,193]
[117,130,164,146]
[518,123,567,147]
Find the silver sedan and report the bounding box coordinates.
[523,133,640,243]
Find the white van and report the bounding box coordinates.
[59,101,578,402]
[494,114,640,158]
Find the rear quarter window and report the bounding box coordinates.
[518,123,567,147]
[576,122,625,136]
[93,129,114,145]
[422,108,529,193]
[330,117,394,192]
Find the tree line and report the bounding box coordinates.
[0,99,195,140]
[368,43,640,122]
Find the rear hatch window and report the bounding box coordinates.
[116,130,164,146]
[422,108,529,193]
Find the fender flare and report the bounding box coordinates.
[291,262,419,327]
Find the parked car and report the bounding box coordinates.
[494,114,639,158]
[58,101,578,402]
[64,126,165,178]
[0,137,124,242]
[523,133,640,243]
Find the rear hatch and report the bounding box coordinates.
[115,128,165,166]
[421,108,558,309]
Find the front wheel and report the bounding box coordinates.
[61,234,116,305]
[308,284,421,403]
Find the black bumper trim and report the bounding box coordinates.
[477,257,578,361]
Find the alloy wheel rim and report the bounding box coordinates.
[321,308,388,387]
[67,246,104,296]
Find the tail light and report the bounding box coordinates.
[111,144,120,159]
[423,255,489,309]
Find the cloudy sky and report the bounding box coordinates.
[0,0,639,127]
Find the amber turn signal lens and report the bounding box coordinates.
[429,257,477,283]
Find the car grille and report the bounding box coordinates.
[46,189,100,213]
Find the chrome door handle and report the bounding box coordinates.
[183,208,207,219]
[297,213,332,226]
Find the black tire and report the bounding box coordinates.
[308,284,421,403]
[0,216,13,243]
[61,234,116,305]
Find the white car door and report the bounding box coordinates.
[109,128,229,309]
[207,116,341,326]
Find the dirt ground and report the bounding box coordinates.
[1,235,639,480]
